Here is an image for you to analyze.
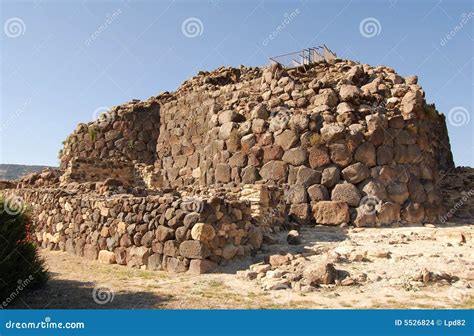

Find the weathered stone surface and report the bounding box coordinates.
[191,223,216,241]
[320,124,345,143]
[329,143,352,167]
[376,202,400,225]
[354,142,376,167]
[308,146,331,168]
[342,163,370,184]
[147,253,163,271]
[289,203,310,224]
[313,88,338,107]
[215,163,231,183]
[269,254,290,267]
[321,166,340,187]
[339,84,362,102]
[241,166,259,183]
[307,184,329,201]
[222,244,239,260]
[282,148,308,165]
[296,166,321,186]
[179,240,210,259]
[127,246,149,267]
[260,160,288,181]
[402,202,425,223]
[312,201,349,225]
[275,130,298,150]
[401,89,423,116]
[156,225,175,241]
[331,183,361,207]
[376,145,393,165]
[188,259,217,274]
[83,244,98,261]
[303,262,337,285]
[98,250,116,264]
[387,182,410,204]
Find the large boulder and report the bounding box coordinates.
[260,160,288,181]
[282,148,308,165]
[331,183,361,207]
[179,240,210,259]
[303,262,338,285]
[341,162,370,184]
[312,201,349,225]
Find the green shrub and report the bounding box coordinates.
[88,126,97,142]
[0,197,48,306]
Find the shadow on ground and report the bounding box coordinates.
[7,272,172,309]
[218,225,349,274]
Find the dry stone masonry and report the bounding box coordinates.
[2,57,464,274]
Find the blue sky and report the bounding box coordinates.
[1,0,473,167]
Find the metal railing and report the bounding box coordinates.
[269,45,337,69]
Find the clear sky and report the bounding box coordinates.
[1,0,473,167]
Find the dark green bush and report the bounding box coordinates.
[0,196,48,306]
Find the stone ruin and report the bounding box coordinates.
[2,56,469,274]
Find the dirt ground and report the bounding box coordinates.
[10,224,473,309]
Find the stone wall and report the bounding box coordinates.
[153,61,454,226]
[61,158,136,186]
[57,59,456,227]
[60,99,160,170]
[1,185,284,273]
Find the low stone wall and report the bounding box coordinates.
[1,185,284,273]
[59,100,160,169]
[61,158,136,186]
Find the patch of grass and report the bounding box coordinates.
[309,133,323,146]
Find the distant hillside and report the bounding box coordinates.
[0,164,57,181]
